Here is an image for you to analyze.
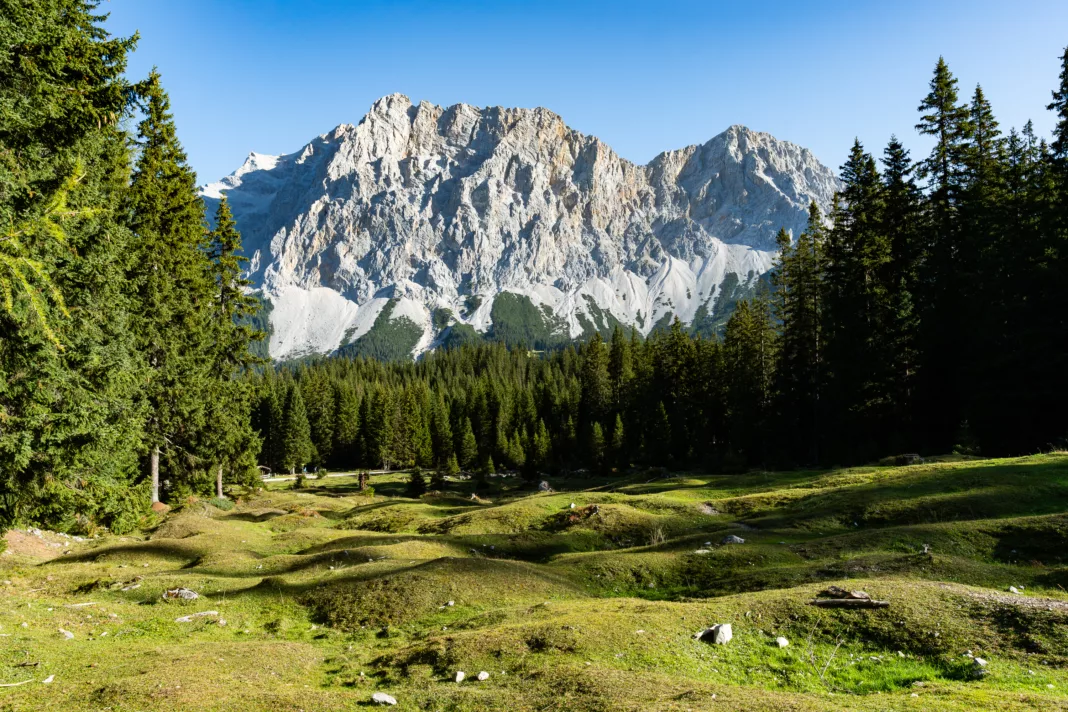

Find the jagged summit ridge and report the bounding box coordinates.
[201,94,840,359]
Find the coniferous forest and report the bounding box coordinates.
[4,2,1068,534]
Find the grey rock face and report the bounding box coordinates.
[202,94,840,359]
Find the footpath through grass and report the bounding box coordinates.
[2,455,1068,710]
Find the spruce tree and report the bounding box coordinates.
[772,205,827,464]
[331,382,360,467]
[126,70,216,502]
[0,0,144,530]
[880,137,923,450]
[281,383,313,474]
[610,414,625,468]
[202,196,263,496]
[407,466,427,497]
[914,57,973,452]
[458,418,479,470]
[723,293,776,466]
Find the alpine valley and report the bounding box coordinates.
[202,94,840,360]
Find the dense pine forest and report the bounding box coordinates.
[3,1,1068,534]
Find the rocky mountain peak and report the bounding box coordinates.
[201,95,840,360]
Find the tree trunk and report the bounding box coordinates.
[150,446,161,503]
[216,465,224,499]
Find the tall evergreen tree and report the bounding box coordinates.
[723,294,776,466]
[880,137,923,449]
[772,205,827,464]
[126,70,216,503]
[280,382,313,474]
[0,0,145,530]
[914,58,974,452]
[202,196,262,496]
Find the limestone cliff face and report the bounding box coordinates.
[202,94,840,359]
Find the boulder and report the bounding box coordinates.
[694,623,732,645]
[162,587,199,601]
[371,692,397,706]
[720,535,745,545]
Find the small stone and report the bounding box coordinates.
[911,693,919,698]
[447,600,454,607]
[217,619,227,627]
[974,657,988,667]
[371,692,397,706]
[775,636,789,648]
[694,549,712,555]
[455,671,465,683]
[477,671,489,681]
[162,587,198,601]
[720,535,745,545]
[1009,586,1020,594]
[43,675,54,684]
[58,628,74,639]
[174,611,219,623]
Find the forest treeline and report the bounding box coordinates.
[3,2,1068,533]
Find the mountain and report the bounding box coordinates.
[201,94,840,360]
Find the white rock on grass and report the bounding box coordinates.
[42,675,54,684]
[58,628,74,640]
[721,535,745,545]
[455,671,465,683]
[775,636,789,648]
[371,692,397,706]
[694,623,732,645]
[174,611,219,623]
[477,671,490,681]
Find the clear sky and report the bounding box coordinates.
[102,0,1068,185]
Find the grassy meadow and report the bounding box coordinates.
[2,455,1068,711]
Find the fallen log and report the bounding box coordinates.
[809,598,889,609]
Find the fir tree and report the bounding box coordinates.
[458,417,479,470]
[331,382,360,467]
[407,466,427,497]
[0,0,144,530]
[914,58,973,451]
[126,70,216,502]
[280,383,313,474]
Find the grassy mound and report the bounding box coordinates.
[2,455,1067,710]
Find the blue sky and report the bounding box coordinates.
[103,0,1068,184]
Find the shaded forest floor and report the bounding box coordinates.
[2,455,1068,710]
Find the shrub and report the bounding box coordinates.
[209,497,235,511]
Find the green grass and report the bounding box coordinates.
[2,455,1068,710]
